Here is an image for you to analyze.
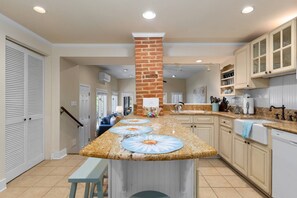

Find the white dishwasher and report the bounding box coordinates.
[272,129,297,198]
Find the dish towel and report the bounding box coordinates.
[242,121,254,139]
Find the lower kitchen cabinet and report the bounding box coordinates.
[219,126,233,163]
[193,125,214,147]
[232,135,271,195]
[232,135,248,175]
[248,141,271,194]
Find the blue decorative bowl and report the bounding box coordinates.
[109,126,153,135]
[121,135,184,154]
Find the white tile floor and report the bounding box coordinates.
[0,156,267,198]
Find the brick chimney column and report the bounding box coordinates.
[133,33,165,116]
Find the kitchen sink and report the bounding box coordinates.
[234,119,273,145]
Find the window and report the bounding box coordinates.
[111,92,118,113]
[96,89,107,129]
[171,92,183,104]
[163,92,167,103]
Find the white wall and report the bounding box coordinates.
[163,78,187,103]
[118,78,136,106]
[186,65,220,103]
[0,13,52,190]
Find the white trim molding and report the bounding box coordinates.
[132,32,165,39]
[0,178,7,192]
[51,148,67,160]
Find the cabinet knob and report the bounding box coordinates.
[29,118,32,120]
[191,125,193,128]
[269,71,272,74]
[247,85,249,87]
[24,118,26,121]
[265,71,268,74]
[194,125,197,128]
[229,131,232,133]
[244,141,247,143]
[247,142,250,145]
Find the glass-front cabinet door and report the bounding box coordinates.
[251,34,269,78]
[269,20,296,74]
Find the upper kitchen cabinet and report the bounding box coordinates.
[269,19,296,76]
[251,34,269,78]
[234,44,268,89]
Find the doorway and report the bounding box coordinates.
[79,84,91,149]
[96,89,108,130]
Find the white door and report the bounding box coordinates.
[96,91,107,128]
[5,43,26,181]
[111,94,118,113]
[79,85,90,149]
[5,41,44,182]
[27,52,44,168]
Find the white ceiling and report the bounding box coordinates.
[0,0,296,43]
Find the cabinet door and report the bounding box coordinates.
[251,34,269,78]
[235,44,250,89]
[248,142,271,194]
[270,19,296,74]
[193,124,214,147]
[219,126,232,163]
[232,135,248,176]
[27,53,44,168]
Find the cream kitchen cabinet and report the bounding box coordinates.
[251,34,270,78]
[174,115,217,149]
[219,126,233,163]
[232,134,271,194]
[269,19,296,75]
[235,44,268,89]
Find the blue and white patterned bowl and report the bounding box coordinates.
[121,135,184,154]
[109,126,153,135]
[120,119,150,125]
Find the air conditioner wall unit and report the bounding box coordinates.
[99,72,111,83]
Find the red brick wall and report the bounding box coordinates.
[134,37,163,115]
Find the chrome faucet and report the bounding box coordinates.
[174,102,184,112]
[269,105,286,120]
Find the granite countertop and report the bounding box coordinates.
[80,115,217,161]
[169,110,297,134]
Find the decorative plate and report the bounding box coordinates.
[120,119,150,125]
[109,126,153,135]
[121,135,184,154]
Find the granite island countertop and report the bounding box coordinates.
[80,115,217,161]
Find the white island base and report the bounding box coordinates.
[108,159,197,198]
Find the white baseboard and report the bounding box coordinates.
[0,178,7,192]
[51,148,67,160]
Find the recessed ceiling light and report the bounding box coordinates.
[196,60,202,63]
[142,11,156,20]
[242,6,254,14]
[123,69,128,72]
[172,75,176,78]
[33,6,46,14]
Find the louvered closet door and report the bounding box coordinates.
[27,53,44,168]
[5,42,26,181]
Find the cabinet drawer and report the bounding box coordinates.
[220,117,233,128]
[174,116,193,124]
[193,116,214,124]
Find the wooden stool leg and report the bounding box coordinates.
[84,182,90,198]
[69,183,78,198]
[96,182,103,198]
[89,183,96,198]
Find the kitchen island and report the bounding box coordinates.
[80,115,217,198]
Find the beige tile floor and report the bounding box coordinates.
[0,156,266,198]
